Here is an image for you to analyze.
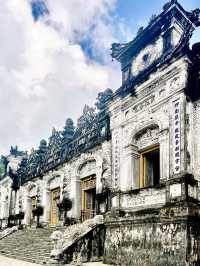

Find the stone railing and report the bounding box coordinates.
[49,215,104,265]
[0,226,18,240]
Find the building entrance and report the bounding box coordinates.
[81,175,96,221]
[50,187,60,225]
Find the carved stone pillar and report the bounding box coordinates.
[96,165,103,195]
[2,199,7,219]
[7,187,12,219]
[24,192,32,225]
[43,186,51,225]
[120,144,140,191]
[15,190,19,215]
[159,128,169,181]
[71,176,81,219]
[11,190,16,215]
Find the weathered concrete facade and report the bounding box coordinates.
[102,1,200,265]
[0,141,112,227]
[0,1,200,265]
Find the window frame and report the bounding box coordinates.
[139,144,160,188]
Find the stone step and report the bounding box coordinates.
[0,246,52,251]
[0,250,50,262]
[0,253,49,265]
[0,227,58,265]
[0,249,51,255]
[0,244,53,249]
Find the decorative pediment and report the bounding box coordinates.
[48,128,62,151]
[11,88,111,182]
[43,128,62,169]
[135,126,159,149]
[75,105,97,136]
[79,160,96,178]
[26,149,40,177]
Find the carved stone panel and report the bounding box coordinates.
[172,99,181,174]
[169,184,182,199]
[112,132,120,188]
[131,37,163,77]
[134,126,159,150]
[120,189,166,210]
[79,160,96,179]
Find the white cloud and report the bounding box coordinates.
[0,0,128,155]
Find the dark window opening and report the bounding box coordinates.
[140,146,160,188]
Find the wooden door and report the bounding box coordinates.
[51,188,60,225]
[81,176,96,221]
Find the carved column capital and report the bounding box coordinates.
[159,128,169,140]
[124,144,139,157]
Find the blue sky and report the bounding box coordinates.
[116,0,199,27]
[115,0,200,44]
[0,0,199,155]
[31,0,200,60]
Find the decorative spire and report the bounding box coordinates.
[61,118,74,142]
[38,139,47,155]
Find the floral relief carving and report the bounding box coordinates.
[134,126,159,149]
[169,76,181,93]
[133,95,155,113]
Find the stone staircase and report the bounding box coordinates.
[50,215,105,265]
[0,227,56,265]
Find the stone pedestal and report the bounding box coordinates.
[166,173,198,203]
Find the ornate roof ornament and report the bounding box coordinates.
[37,139,47,156]
[163,0,177,11]
[148,14,157,25]
[136,27,144,36]
[186,9,200,27]
[111,0,200,98]
[42,128,62,170]
[61,118,74,142]
[10,93,111,182]
[111,43,128,61]
[10,146,26,157]
[95,88,113,111]
[75,105,97,136]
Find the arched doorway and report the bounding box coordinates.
[47,175,61,226]
[78,159,97,222]
[81,175,96,221]
[50,187,60,225]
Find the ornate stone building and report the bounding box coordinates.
[0,1,200,265]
